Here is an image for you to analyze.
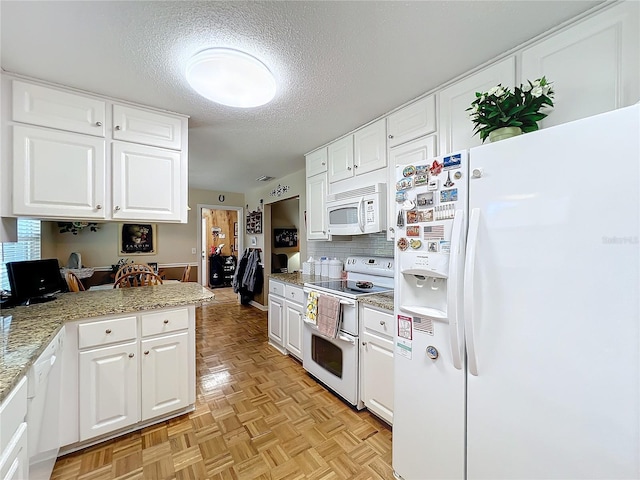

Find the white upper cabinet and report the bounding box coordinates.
[13,125,106,219]
[305,148,328,177]
[387,95,436,148]
[305,171,329,240]
[12,80,106,137]
[328,135,354,183]
[438,57,515,155]
[113,104,182,150]
[112,142,182,222]
[354,119,387,175]
[521,1,639,129]
[3,76,188,223]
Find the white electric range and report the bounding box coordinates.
[302,256,394,408]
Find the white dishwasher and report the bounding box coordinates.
[27,328,65,479]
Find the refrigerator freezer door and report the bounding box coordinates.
[466,105,639,479]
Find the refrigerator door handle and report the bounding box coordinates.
[464,208,481,376]
[447,209,464,370]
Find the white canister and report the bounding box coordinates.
[321,259,330,278]
[328,258,343,279]
[314,259,323,277]
[302,256,315,276]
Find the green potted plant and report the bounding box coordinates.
[467,77,555,142]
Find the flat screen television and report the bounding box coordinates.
[6,259,64,305]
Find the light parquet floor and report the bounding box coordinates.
[51,287,394,480]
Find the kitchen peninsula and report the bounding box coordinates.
[0,283,214,460]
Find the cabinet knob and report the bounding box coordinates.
[115,125,122,131]
[354,164,358,168]
[96,204,102,210]
[380,320,386,326]
[95,121,103,127]
[347,166,352,171]
[322,230,326,234]
[105,329,112,334]
[321,162,326,165]
[389,227,395,233]
[144,350,150,355]
[388,134,394,139]
[128,353,135,358]
[114,206,121,211]
[163,319,169,324]
[362,341,367,346]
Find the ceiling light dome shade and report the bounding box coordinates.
[186,48,276,108]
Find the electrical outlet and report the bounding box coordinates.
[191,247,196,254]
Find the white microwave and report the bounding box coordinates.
[326,183,386,235]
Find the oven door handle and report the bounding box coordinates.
[303,288,357,307]
[337,334,356,345]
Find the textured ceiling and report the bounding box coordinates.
[1,1,601,193]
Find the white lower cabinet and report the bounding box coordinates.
[79,341,139,441]
[141,332,189,420]
[63,306,195,449]
[360,305,394,424]
[268,292,285,351]
[0,377,28,480]
[268,280,304,360]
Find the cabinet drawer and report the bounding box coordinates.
[12,80,106,137]
[285,284,304,304]
[113,104,182,150]
[141,308,189,337]
[363,307,393,338]
[0,376,27,453]
[78,316,137,349]
[269,280,285,296]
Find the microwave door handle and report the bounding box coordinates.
[358,197,365,232]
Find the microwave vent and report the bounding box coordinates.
[328,183,383,202]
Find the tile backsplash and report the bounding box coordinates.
[306,233,394,262]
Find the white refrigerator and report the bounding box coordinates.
[393,105,639,479]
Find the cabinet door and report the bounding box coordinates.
[113,104,183,150]
[439,57,515,154]
[328,136,354,183]
[387,134,437,240]
[305,148,328,177]
[112,142,182,222]
[79,341,139,441]
[354,119,387,175]
[361,331,394,425]
[13,125,106,219]
[12,80,106,137]
[141,332,190,421]
[521,2,639,129]
[387,95,436,148]
[284,300,303,360]
[0,423,28,480]
[306,172,329,240]
[268,293,285,349]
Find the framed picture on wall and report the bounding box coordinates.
[119,223,157,255]
[274,228,298,248]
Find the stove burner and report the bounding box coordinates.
[356,281,373,289]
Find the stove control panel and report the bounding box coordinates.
[344,256,394,277]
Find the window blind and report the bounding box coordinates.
[0,219,42,292]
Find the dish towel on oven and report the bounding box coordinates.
[317,294,341,338]
[305,291,319,324]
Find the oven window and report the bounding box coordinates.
[311,334,343,378]
[329,206,358,225]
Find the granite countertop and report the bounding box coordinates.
[269,272,394,311]
[0,283,214,404]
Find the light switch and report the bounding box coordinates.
[191,248,196,254]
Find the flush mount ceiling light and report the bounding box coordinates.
[185,48,276,108]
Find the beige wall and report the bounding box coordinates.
[42,188,244,269]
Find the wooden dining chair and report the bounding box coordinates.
[65,271,85,292]
[114,272,164,288]
[181,265,191,282]
[113,263,156,287]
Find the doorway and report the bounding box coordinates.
[197,204,243,287]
